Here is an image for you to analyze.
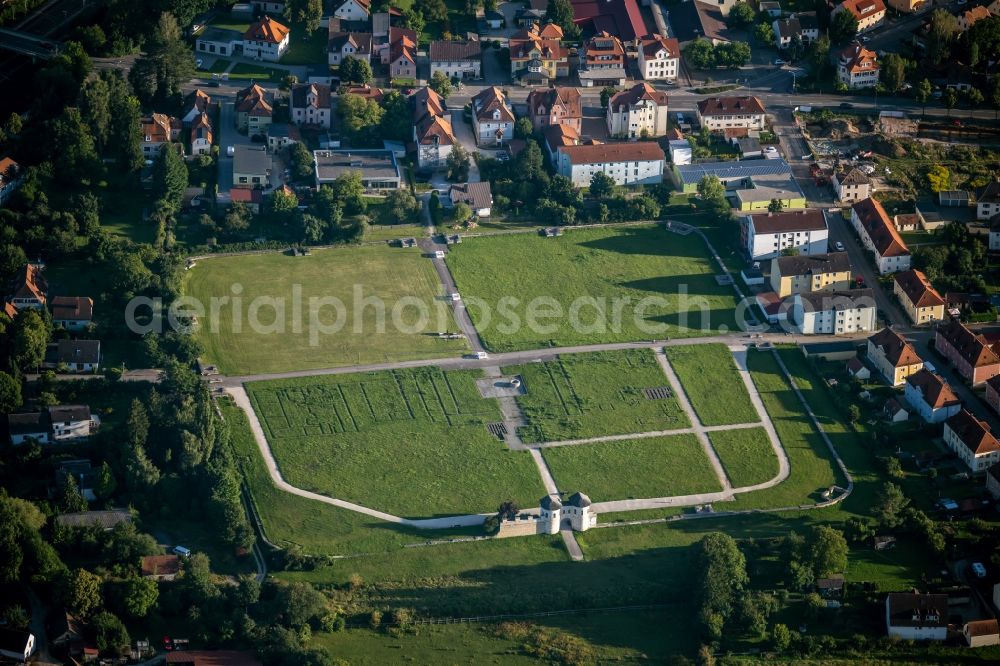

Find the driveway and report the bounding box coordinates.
[216,94,254,202]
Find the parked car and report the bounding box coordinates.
[972,562,987,578]
[434,250,445,258]
[172,546,192,557]
[834,241,845,252]
[774,58,785,65]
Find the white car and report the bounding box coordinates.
[196,58,203,68]
[450,292,460,301]
[834,241,845,252]
[434,250,445,259]
[470,351,488,360]
[774,58,785,66]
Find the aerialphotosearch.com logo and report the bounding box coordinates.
[123,282,809,345]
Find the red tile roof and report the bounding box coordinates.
[697,96,766,117]
[558,142,665,165]
[946,409,1000,456]
[12,263,47,304]
[641,35,680,59]
[527,87,582,121]
[895,269,943,309]
[868,328,922,368]
[937,318,1000,369]
[906,369,960,410]
[853,197,909,257]
[837,0,886,21]
[609,82,668,111]
[244,16,290,44]
[51,296,93,322]
[747,209,826,234]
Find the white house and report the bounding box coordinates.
[412,87,453,170]
[833,167,872,203]
[51,296,93,330]
[606,83,670,139]
[0,629,35,662]
[791,289,877,335]
[334,0,370,21]
[637,35,680,81]
[773,12,820,49]
[46,340,101,372]
[742,209,828,260]
[978,180,1000,220]
[328,31,372,67]
[866,327,923,387]
[835,0,887,33]
[904,369,962,424]
[885,593,947,641]
[696,96,767,132]
[944,409,1000,473]
[429,40,482,80]
[838,42,880,89]
[851,197,911,275]
[290,83,333,128]
[8,405,97,445]
[195,27,242,57]
[471,87,515,147]
[556,143,665,188]
[243,16,290,62]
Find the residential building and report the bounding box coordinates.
[696,96,767,132]
[580,31,625,70]
[8,405,98,445]
[637,35,680,81]
[526,87,582,133]
[866,328,923,386]
[543,123,582,161]
[334,0,370,21]
[770,252,852,297]
[988,463,1000,499]
[485,10,505,29]
[791,289,877,335]
[412,87,454,169]
[935,318,1000,385]
[267,123,302,152]
[252,1,285,13]
[944,409,1000,472]
[958,6,991,32]
[851,197,911,274]
[555,143,665,187]
[569,0,648,40]
[742,209,829,260]
[471,87,515,147]
[290,83,333,128]
[388,33,417,79]
[230,188,263,213]
[189,112,213,155]
[674,160,805,211]
[195,27,242,57]
[450,182,493,217]
[893,269,944,325]
[887,0,926,12]
[51,296,93,330]
[0,156,23,206]
[9,263,47,310]
[885,593,948,641]
[181,89,211,124]
[234,84,273,135]
[313,150,402,191]
[140,113,181,157]
[342,85,383,103]
[45,340,101,372]
[0,628,34,663]
[773,12,820,48]
[834,0,886,33]
[429,40,482,79]
[964,620,1000,648]
[847,357,871,380]
[243,16,290,62]
[977,180,1000,221]
[142,555,181,581]
[509,24,569,84]
[378,26,417,64]
[838,42,880,89]
[904,369,961,424]
[833,167,872,202]
[233,145,272,189]
[328,31,372,67]
[885,398,908,422]
[606,83,669,139]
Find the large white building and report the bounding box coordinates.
[903,369,962,424]
[429,40,482,80]
[555,143,665,187]
[742,209,828,260]
[471,87,515,147]
[333,0,370,21]
[696,96,767,132]
[838,42,880,89]
[290,83,333,128]
[851,197,911,275]
[243,16,290,62]
[944,409,1000,473]
[606,83,669,139]
[885,594,947,641]
[790,289,877,335]
[637,35,680,81]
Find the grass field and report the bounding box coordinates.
[280,28,328,65]
[228,63,286,81]
[363,224,426,243]
[246,368,545,517]
[446,225,742,352]
[183,246,469,375]
[542,434,722,503]
[503,349,689,443]
[666,344,758,426]
[709,427,779,488]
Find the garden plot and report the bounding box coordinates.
[666,344,759,426]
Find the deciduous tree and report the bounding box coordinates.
[430,70,452,99]
[339,55,373,85]
[589,171,617,199]
[829,11,858,45]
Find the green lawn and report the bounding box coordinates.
[666,344,758,426]
[542,434,722,503]
[183,246,469,375]
[246,368,545,517]
[709,427,780,488]
[503,349,689,443]
[363,224,426,243]
[280,27,328,66]
[206,18,250,33]
[445,225,742,352]
[199,58,231,74]
[228,63,286,81]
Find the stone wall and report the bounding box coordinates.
[497,515,549,538]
